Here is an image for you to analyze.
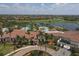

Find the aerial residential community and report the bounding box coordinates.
[0,3,79,56]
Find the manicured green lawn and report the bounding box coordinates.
[22,19,63,23]
[0,43,15,56]
[4,18,79,28]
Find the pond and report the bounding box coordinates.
[36,22,79,30]
[50,23,79,30]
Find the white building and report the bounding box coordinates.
[21,27,31,32]
[2,28,9,33]
[57,38,71,50]
[39,26,49,33]
[45,30,64,34]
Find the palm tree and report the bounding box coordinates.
[0,28,3,44]
[9,28,13,39]
[37,31,48,55]
[43,33,49,52]
[13,38,16,50]
[22,36,28,46]
[0,28,6,48]
[43,33,55,52]
[26,30,32,45]
[16,36,23,48]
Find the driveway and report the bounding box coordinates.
[55,48,71,56]
[5,46,71,56]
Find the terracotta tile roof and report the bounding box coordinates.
[1,29,39,40]
[25,32,39,39]
[11,29,25,38]
[52,31,79,42]
[1,29,79,43]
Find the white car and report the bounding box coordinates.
[63,44,71,50]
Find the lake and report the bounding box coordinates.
[50,23,79,30]
[36,22,79,30]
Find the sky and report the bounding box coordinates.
[0,3,79,15]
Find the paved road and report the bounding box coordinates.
[5,45,71,56]
[54,48,71,56]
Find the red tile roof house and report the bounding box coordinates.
[47,31,79,49]
[0,29,79,49]
[0,29,39,43]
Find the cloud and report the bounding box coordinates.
[55,3,67,6]
[9,3,31,9]
[0,4,10,9]
[0,3,33,10]
[40,3,45,6]
[0,3,79,15]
